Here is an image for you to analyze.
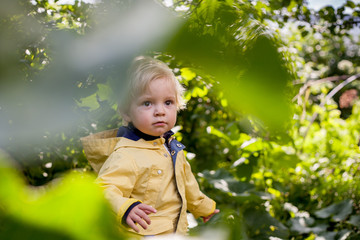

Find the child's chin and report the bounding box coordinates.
[147,131,163,137]
[151,129,169,136]
[155,132,166,137]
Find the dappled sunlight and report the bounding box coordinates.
[1,0,360,239]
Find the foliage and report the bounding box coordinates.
[0,151,125,240]
[1,0,360,239]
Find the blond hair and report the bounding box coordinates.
[118,56,186,121]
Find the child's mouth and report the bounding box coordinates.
[154,121,166,126]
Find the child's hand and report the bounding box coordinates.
[202,209,220,223]
[126,203,157,232]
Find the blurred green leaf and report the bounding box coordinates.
[346,0,356,8]
[244,207,289,239]
[288,217,328,234]
[269,146,301,169]
[77,93,100,111]
[97,83,114,102]
[233,154,259,182]
[347,215,360,227]
[0,154,124,240]
[314,199,353,222]
[167,1,292,132]
[180,68,196,81]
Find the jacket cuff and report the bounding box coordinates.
[121,201,142,225]
[204,201,216,218]
[191,196,216,219]
[117,198,142,220]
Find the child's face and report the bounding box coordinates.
[124,77,177,137]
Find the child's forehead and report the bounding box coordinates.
[135,78,176,96]
[143,77,175,89]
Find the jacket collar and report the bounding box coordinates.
[116,123,174,143]
[114,125,185,166]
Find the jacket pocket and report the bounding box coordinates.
[143,167,164,206]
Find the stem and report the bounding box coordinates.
[302,73,360,141]
[293,75,349,103]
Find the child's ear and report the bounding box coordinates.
[122,113,131,123]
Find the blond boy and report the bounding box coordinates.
[82,56,219,236]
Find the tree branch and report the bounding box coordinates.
[292,75,350,103]
[302,73,360,140]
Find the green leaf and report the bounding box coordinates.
[219,36,292,131]
[167,10,292,132]
[0,154,124,240]
[240,138,263,152]
[314,199,353,222]
[77,93,100,111]
[289,217,328,234]
[197,0,221,23]
[336,229,352,240]
[180,68,196,80]
[191,86,208,98]
[244,207,289,239]
[346,0,356,8]
[287,0,297,12]
[301,30,309,37]
[234,154,259,181]
[269,146,301,169]
[317,231,337,240]
[97,83,113,102]
[203,169,255,195]
[348,215,360,227]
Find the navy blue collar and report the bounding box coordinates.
[116,123,185,167]
[116,123,174,143]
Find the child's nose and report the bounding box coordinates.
[154,104,165,115]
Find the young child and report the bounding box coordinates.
[81,56,219,236]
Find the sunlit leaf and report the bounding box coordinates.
[0,154,124,240]
[77,93,100,111]
[180,68,196,81]
[97,83,113,102]
[269,146,301,169]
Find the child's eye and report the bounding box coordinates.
[143,101,151,107]
[165,100,174,106]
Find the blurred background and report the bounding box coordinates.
[1,0,360,239]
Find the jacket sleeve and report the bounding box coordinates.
[96,151,140,221]
[181,153,216,219]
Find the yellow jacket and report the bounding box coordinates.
[81,128,216,235]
